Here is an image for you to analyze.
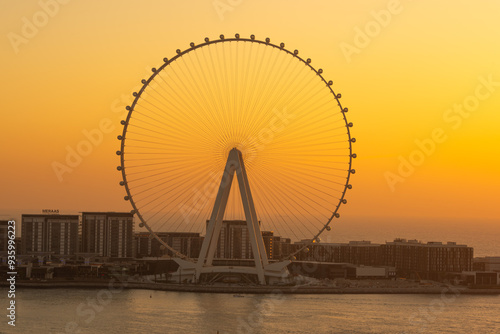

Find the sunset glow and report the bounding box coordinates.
[1,0,499,241]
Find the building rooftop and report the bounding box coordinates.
[22,214,79,219]
[81,212,134,217]
[386,238,469,247]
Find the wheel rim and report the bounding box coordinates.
[117,34,355,259]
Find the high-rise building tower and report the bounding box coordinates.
[206,220,254,259]
[21,214,79,256]
[81,212,134,258]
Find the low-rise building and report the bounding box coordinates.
[462,271,500,285]
[383,239,473,274]
[286,238,473,277]
[473,257,500,272]
[135,232,203,259]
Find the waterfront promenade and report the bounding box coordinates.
[4,280,500,295]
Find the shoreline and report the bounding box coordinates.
[4,281,500,295]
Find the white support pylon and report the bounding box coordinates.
[195,148,268,284]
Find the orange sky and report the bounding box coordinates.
[1,1,499,240]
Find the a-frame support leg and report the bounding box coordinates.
[195,148,268,284]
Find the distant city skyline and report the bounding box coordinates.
[3,208,499,258]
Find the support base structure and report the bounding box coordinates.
[172,258,291,285]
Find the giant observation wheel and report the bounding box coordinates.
[117,34,355,261]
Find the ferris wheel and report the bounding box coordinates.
[116,34,355,264]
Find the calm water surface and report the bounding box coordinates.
[3,288,500,334]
